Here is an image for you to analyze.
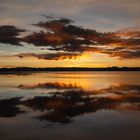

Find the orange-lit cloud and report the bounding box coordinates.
[0,17,140,60]
[16,52,81,60]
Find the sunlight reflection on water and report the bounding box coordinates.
[0,72,140,140]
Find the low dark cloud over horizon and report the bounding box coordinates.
[0,16,140,60]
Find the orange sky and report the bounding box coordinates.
[0,0,140,68]
[0,52,140,68]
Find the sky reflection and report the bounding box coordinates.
[0,72,140,140]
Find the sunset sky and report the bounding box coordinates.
[0,0,140,68]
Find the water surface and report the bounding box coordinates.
[0,72,140,140]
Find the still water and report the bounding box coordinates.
[0,71,140,140]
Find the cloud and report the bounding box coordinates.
[22,17,140,59]
[0,16,140,60]
[103,50,140,59]
[18,82,80,90]
[16,52,81,60]
[0,25,26,45]
[116,30,140,39]
[23,18,99,53]
[0,0,140,35]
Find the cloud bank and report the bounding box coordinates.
[0,16,140,60]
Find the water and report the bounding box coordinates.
[0,71,140,140]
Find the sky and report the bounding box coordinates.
[0,0,140,68]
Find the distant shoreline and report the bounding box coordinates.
[0,67,140,73]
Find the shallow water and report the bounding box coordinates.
[0,71,140,140]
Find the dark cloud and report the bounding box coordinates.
[18,82,81,90]
[23,18,98,52]
[23,17,140,59]
[0,17,140,59]
[16,52,81,60]
[33,18,74,28]
[103,50,140,59]
[0,25,26,45]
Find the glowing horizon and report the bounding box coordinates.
[0,0,140,68]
